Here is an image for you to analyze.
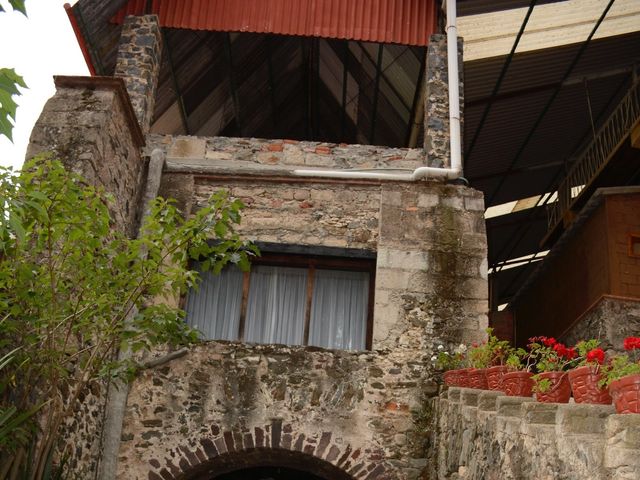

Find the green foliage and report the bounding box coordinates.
[485,328,512,365]
[600,355,640,388]
[0,349,41,454]
[0,1,27,16]
[432,344,466,371]
[0,2,28,142]
[0,157,255,478]
[467,328,513,369]
[468,341,491,369]
[532,376,552,394]
[505,347,531,371]
[0,68,26,142]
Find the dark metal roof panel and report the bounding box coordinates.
[487,206,549,265]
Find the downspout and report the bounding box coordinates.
[294,0,462,182]
[96,149,166,480]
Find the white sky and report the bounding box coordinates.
[0,0,89,170]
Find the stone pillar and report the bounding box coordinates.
[114,15,162,133]
[423,34,464,169]
[373,182,488,352]
[27,76,146,238]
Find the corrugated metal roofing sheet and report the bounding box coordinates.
[115,0,438,46]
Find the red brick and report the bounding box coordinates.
[268,143,283,152]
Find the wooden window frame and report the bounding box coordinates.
[237,252,376,350]
[628,233,640,258]
[185,250,376,350]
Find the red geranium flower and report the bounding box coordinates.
[623,337,640,351]
[586,348,605,364]
[565,347,577,360]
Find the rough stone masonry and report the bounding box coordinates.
[25,13,491,480]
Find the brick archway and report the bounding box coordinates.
[147,421,392,480]
[177,449,354,480]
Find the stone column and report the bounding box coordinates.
[114,15,162,133]
[423,34,464,169]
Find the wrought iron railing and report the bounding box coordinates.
[547,81,640,231]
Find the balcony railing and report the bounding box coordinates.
[547,81,640,232]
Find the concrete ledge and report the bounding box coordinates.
[522,402,558,425]
[477,391,504,411]
[460,389,479,407]
[556,404,615,435]
[438,388,639,479]
[496,395,535,417]
[54,76,145,147]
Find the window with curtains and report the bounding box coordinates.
[185,252,375,351]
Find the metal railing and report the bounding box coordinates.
[547,81,640,231]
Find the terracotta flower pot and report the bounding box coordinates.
[444,368,467,387]
[535,371,571,403]
[486,365,508,391]
[502,371,534,397]
[456,368,471,388]
[609,374,640,414]
[568,365,611,405]
[467,368,488,389]
[443,370,456,387]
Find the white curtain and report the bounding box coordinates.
[185,266,243,340]
[244,265,307,345]
[309,269,369,350]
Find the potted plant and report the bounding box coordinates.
[529,336,576,403]
[433,343,468,387]
[502,347,535,397]
[600,336,640,414]
[484,328,512,391]
[567,339,611,405]
[467,339,491,389]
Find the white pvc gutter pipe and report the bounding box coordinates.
[293,0,462,182]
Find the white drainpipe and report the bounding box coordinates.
[293,0,462,182]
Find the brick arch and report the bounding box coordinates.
[147,421,393,480]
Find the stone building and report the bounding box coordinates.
[25,0,640,479]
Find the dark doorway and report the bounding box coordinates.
[180,447,355,480]
[213,466,327,480]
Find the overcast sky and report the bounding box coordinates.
[0,0,88,170]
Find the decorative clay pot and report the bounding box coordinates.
[486,365,508,391]
[467,368,488,389]
[534,371,571,403]
[444,369,468,387]
[568,365,611,405]
[456,368,471,388]
[443,370,456,387]
[502,371,534,397]
[609,374,640,414]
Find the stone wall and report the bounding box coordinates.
[119,342,435,480]
[154,134,488,351]
[27,76,146,237]
[562,295,640,351]
[423,35,464,169]
[436,387,640,480]
[114,15,162,132]
[146,134,425,171]
[25,76,148,478]
[114,133,489,478]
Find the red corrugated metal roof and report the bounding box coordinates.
[115,0,438,46]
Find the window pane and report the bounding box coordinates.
[245,265,307,345]
[185,266,243,340]
[309,269,369,350]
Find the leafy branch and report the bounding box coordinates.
[0,157,255,478]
